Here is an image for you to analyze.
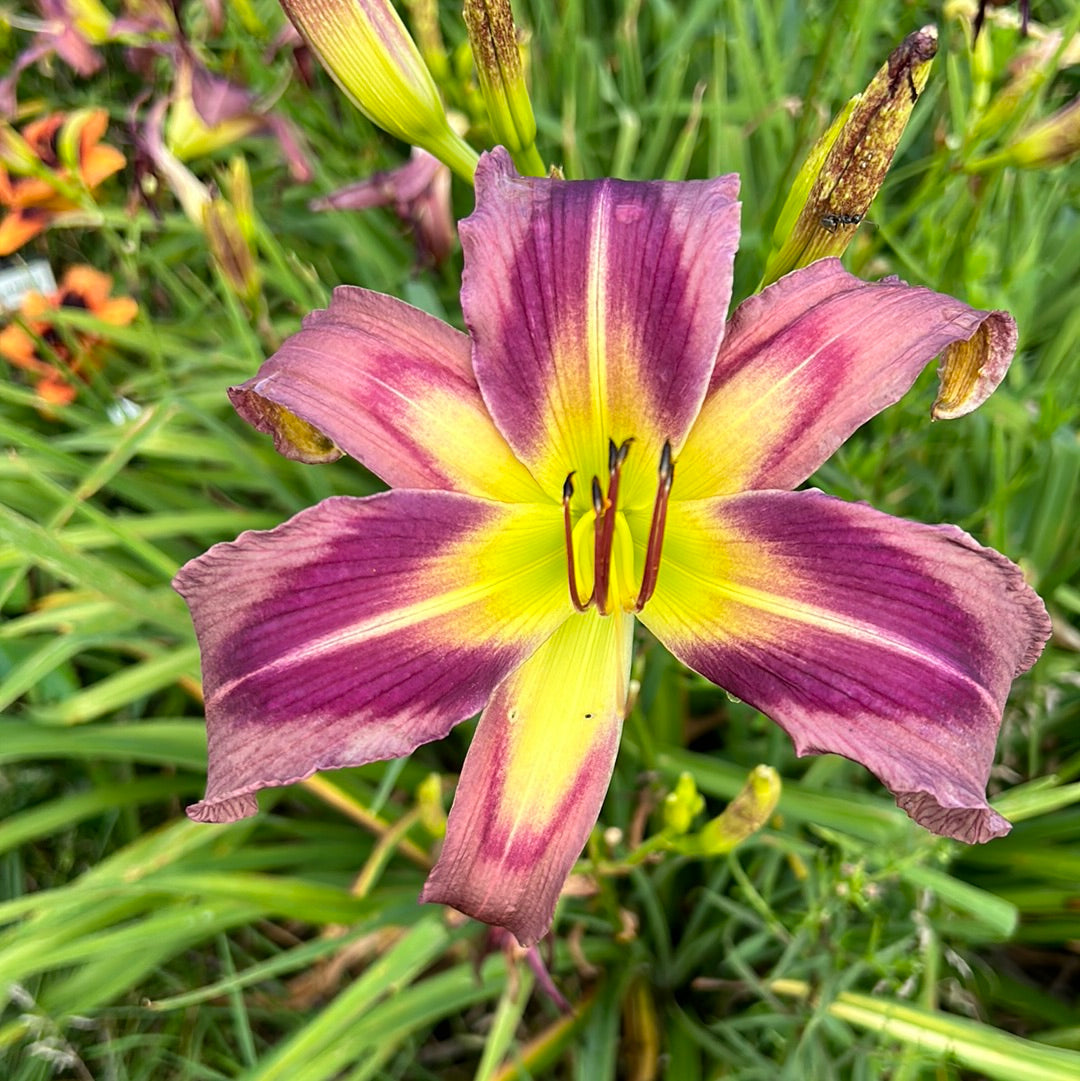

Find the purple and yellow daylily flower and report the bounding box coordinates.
[176,148,1051,946]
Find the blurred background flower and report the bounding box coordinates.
[0,264,136,405]
[0,108,125,254]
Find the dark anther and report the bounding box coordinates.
[608,437,633,474]
[591,476,604,517]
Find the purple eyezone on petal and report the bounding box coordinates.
[639,490,1051,843]
[462,148,740,506]
[176,491,569,823]
[421,611,634,946]
[227,286,543,502]
[676,259,1019,498]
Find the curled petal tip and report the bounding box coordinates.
[932,310,1018,420]
[228,384,342,463]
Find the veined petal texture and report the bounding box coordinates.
[639,489,1050,842]
[229,287,543,501]
[676,260,1017,498]
[463,148,740,507]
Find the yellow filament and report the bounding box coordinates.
[570,509,597,601]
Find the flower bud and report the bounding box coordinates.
[463,0,544,176]
[416,772,446,838]
[281,0,478,182]
[762,26,937,286]
[204,197,261,306]
[662,771,705,835]
[1003,95,1080,169]
[693,766,780,856]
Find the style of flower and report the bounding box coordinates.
[0,266,137,405]
[0,109,125,255]
[175,149,1051,946]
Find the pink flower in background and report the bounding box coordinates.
[311,147,454,266]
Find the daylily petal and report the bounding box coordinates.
[421,609,633,946]
[174,491,569,823]
[229,286,544,501]
[0,207,50,255]
[638,490,1051,842]
[675,260,1018,498]
[463,148,740,507]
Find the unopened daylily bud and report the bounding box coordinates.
[204,197,261,306]
[762,26,938,286]
[0,122,41,175]
[1002,95,1080,169]
[55,107,109,176]
[416,772,446,837]
[281,0,479,182]
[227,156,257,245]
[969,30,1080,148]
[662,771,705,835]
[463,0,544,176]
[693,766,780,856]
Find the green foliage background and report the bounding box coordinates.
[1,0,1078,1077]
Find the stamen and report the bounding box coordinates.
[634,440,674,612]
[562,473,592,612]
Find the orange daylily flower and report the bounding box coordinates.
[0,266,137,405]
[0,109,125,255]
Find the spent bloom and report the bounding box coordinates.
[311,146,455,266]
[0,109,125,255]
[0,265,137,406]
[176,149,1050,946]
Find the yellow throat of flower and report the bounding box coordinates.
[563,438,673,616]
